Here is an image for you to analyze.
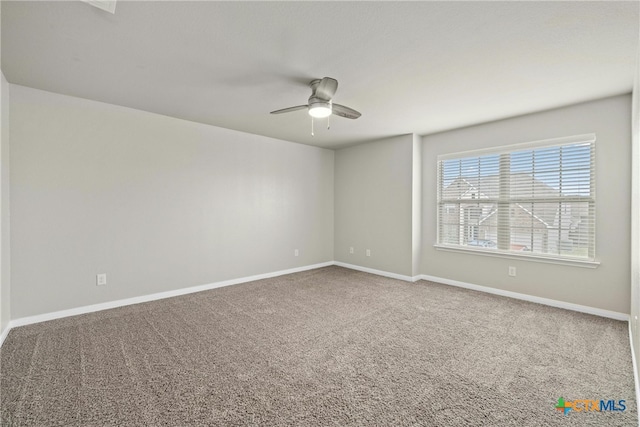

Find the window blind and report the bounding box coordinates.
[437,134,596,261]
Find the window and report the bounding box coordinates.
[437,134,595,262]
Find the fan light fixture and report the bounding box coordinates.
[308,102,332,118]
[270,77,362,131]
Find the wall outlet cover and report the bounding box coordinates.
[96,273,107,286]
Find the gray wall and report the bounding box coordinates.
[630,40,639,379]
[411,134,422,277]
[0,72,9,334]
[334,134,416,277]
[422,95,632,314]
[4,84,634,321]
[10,85,334,319]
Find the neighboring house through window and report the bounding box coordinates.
[436,134,596,261]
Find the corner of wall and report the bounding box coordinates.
[0,71,11,342]
[629,29,640,406]
[411,134,422,277]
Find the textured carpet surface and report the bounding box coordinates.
[0,266,636,426]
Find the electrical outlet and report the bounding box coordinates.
[294,249,299,257]
[366,249,371,257]
[508,266,516,277]
[96,273,107,286]
[349,247,354,254]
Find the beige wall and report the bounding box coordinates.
[422,95,632,314]
[9,85,334,318]
[334,135,415,277]
[0,72,9,335]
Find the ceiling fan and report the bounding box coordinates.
[270,77,361,123]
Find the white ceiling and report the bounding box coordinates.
[2,1,638,149]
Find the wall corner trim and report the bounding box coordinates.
[628,322,640,427]
[418,274,629,321]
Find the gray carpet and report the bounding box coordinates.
[0,266,636,426]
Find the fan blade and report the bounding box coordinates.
[315,77,338,100]
[332,104,361,119]
[270,105,308,114]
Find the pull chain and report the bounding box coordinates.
[311,116,314,136]
[327,113,330,130]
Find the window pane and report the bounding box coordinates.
[437,136,595,261]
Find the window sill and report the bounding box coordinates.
[433,244,600,268]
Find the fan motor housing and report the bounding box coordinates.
[308,96,330,108]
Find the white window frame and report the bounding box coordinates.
[435,134,599,268]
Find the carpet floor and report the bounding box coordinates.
[0,266,637,426]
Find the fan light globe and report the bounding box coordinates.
[308,103,332,118]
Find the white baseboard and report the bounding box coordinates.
[418,274,629,321]
[333,262,417,282]
[5,262,334,333]
[0,323,10,348]
[627,322,640,427]
[1,262,630,349]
